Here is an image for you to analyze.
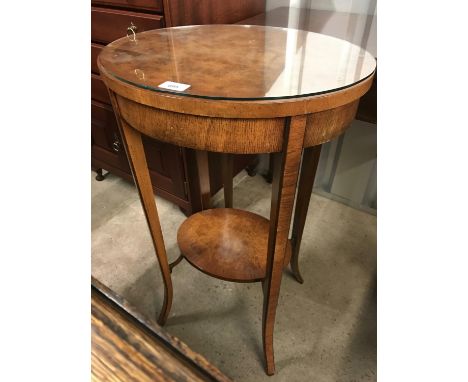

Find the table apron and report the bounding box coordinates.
[114,93,359,153]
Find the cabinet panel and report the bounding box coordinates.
[142,137,187,199]
[92,101,130,172]
[92,74,111,104]
[165,0,265,26]
[92,0,163,12]
[91,7,164,44]
[92,101,118,149]
[91,43,103,74]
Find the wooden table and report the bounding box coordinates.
[92,278,231,381]
[98,24,376,375]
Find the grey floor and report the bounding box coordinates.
[92,170,376,382]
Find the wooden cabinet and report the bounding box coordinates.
[91,0,264,215]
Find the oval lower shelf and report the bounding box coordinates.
[177,208,292,282]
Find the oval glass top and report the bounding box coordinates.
[98,25,376,101]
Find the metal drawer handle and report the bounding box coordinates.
[127,22,137,41]
[112,140,121,152]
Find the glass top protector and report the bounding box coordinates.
[98,25,376,101]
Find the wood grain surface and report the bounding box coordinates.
[92,74,111,105]
[98,25,375,101]
[110,91,173,326]
[92,0,163,12]
[115,95,286,153]
[304,100,359,146]
[178,208,292,282]
[92,278,231,382]
[114,95,362,152]
[91,7,164,45]
[163,0,265,27]
[262,116,307,374]
[290,145,322,283]
[101,68,374,119]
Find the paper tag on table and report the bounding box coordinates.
[158,81,191,92]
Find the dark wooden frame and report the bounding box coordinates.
[92,277,231,381]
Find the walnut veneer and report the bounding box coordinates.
[178,209,292,282]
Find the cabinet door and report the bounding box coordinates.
[91,101,130,173]
[141,137,187,200]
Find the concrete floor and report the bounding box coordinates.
[92,170,376,382]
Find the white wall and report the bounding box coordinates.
[266,0,377,15]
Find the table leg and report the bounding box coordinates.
[95,168,105,181]
[169,253,184,273]
[263,153,274,183]
[196,150,211,210]
[246,155,259,177]
[109,92,173,326]
[262,116,306,375]
[290,145,322,283]
[221,153,233,208]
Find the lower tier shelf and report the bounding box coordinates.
[177,208,292,282]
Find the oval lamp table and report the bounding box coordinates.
[98,24,376,376]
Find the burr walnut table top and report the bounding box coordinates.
[98,24,376,101]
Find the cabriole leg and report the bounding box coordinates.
[109,91,173,326]
[290,145,322,283]
[262,116,306,375]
